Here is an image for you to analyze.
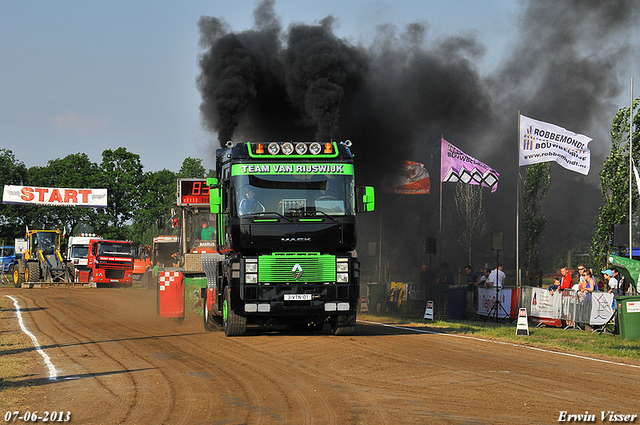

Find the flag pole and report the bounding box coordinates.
[516,111,521,287]
[378,176,383,283]
[439,136,443,274]
[630,77,634,259]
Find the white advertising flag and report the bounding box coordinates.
[519,114,592,175]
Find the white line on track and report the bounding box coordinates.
[358,320,640,370]
[6,295,58,380]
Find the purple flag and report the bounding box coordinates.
[440,138,499,192]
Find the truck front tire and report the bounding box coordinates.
[223,286,246,337]
[13,263,24,287]
[27,261,40,283]
[203,291,221,331]
[331,313,356,336]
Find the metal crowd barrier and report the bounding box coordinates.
[520,286,615,331]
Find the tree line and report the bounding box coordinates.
[0,147,211,246]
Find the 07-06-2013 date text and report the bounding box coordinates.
[4,411,71,422]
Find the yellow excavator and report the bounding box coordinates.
[13,229,74,287]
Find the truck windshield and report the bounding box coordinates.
[71,246,89,259]
[232,173,355,217]
[98,243,133,256]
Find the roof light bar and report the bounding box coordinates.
[295,142,308,155]
[267,142,280,155]
[309,142,321,155]
[282,142,294,155]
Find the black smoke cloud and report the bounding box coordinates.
[197,0,639,275]
[283,17,367,140]
[197,0,491,178]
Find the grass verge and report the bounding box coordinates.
[358,312,640,362]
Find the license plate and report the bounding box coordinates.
[284,294,312,301]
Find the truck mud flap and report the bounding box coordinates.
[201,253,224,287]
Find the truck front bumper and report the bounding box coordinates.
[240,283,359,316]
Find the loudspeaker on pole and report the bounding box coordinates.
[613,224,629,247]
[491,232,503,251]
[425,238,437,255]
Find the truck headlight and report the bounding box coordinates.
[282,142,294,155]
[295,142,308,155]
[268,142,280,155]
[246,273,258,284]
[336,257,349,282]
[309,142,321,155]
[245,263,257,273]
[324,302,337,311]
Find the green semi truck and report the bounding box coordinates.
[202,140,374,336]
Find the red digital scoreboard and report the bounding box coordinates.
[177,179,210,206]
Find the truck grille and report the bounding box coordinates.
[105,269,125,279]
[258,253,335,283]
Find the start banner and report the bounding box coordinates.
[3,185,108,208]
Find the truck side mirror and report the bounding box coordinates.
[207,178,221,214]
[356,186,375,213]
[363,186,375,212]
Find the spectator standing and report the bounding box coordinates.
[420,265,436,286]
[548,277,561,293]
[559,267,573,291]
[441,262,455,286]
[579,269,596,293]
[577,265,587,284]
[487,264,505,288]
[464,265,478,291]
[602,269,619,294]
[612,268,628,294]
[464,265,480,308]
[476,268,490,288]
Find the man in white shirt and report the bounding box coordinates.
[487,263,506,288]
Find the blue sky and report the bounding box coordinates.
[1,0,522,173]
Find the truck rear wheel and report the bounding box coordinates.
[27,261,40,283]
[222,286,246,337]
[331,314,356,336]
[203,291,221,331]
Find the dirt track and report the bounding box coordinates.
[1,286,639,425]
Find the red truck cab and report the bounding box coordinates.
[79,239,134,286]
